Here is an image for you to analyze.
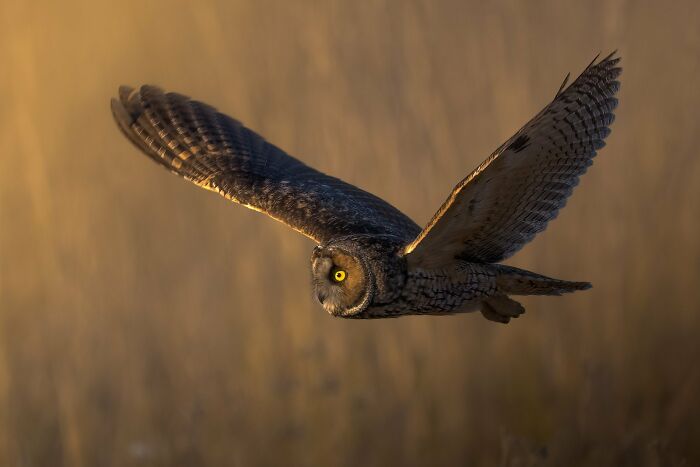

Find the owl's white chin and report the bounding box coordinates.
[322,301,340,316]
[322,298,357,317]
[318,288,372,317]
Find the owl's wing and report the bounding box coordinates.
[403,53,621,268]
[111,86,421,244]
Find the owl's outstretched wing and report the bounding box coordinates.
[111,86,420,244]
[403,53,621,269]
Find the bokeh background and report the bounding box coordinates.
[1,1,699,466]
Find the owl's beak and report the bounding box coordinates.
[316,292,326,304]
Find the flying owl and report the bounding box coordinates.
[111,52,621,323]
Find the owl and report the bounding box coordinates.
[111,52,621,323]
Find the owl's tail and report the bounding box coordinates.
[494,264,591,296]
[479,265,590,324]
[481,264,591,323]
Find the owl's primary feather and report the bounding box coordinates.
[111,86,420,244]
[403,52,621,268]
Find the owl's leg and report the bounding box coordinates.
[480,296,525,324]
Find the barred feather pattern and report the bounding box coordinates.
[111,86,421,245]
[404,53,621,268]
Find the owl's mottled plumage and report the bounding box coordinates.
[112,53,621,323]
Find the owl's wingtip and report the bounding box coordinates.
[110,96,132,128]
[587,50,621,69]
[118,85,135,102]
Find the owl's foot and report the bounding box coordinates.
[480,296,525,324]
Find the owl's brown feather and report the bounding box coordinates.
[404,53,621,268]
[111,86,420,244]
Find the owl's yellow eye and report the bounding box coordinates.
[332,269,347,283]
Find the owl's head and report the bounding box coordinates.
[311,244,375,317]
[310,235,407,317]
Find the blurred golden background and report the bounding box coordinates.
[1,1,699,466]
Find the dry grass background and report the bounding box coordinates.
[1,0,699,466]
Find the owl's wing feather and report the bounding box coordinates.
[403,53,621,268]
[111,86,421,244]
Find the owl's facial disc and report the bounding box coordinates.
[311,247,373,317]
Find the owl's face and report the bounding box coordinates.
[310,245,374,317]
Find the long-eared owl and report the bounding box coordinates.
[112,53,621,323]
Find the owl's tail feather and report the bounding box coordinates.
[481,265,590,324]
[494,265,592,296]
